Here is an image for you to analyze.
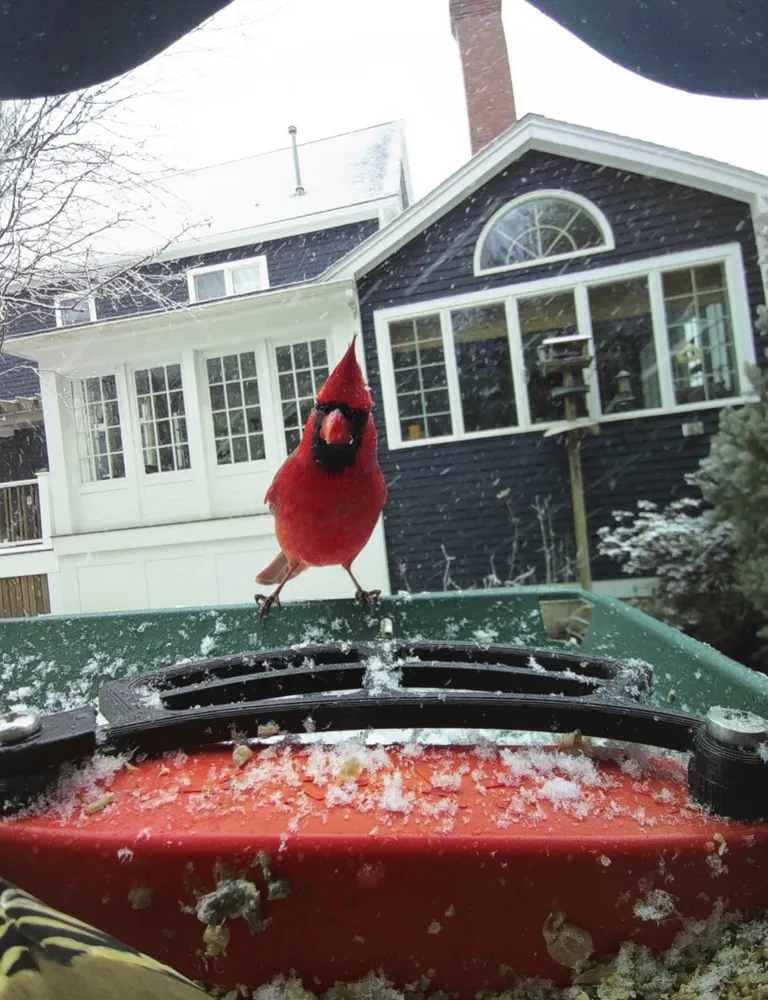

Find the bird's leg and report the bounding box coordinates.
[255,561,300,617]
[343,564,381,607]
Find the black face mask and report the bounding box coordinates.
[310,402,369,474]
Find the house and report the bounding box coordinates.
[0,121,410,614]
[0,0,766,616]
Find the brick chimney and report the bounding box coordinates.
[449,0,517,155]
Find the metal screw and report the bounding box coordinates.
[0,709,42,746]
[705,706,768,749]
[380,617,394,639]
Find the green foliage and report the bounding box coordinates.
[597,499,761,661]
[696,365,768,635]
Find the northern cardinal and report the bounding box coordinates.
[254,336,387,615]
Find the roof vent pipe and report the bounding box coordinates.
[288,125,305,196]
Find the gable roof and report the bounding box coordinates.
[321,114,768,284]
[83,121,406,264]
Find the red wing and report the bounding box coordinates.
[264,450,301,509]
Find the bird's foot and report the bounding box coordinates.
[354,588,381,608]
[254,592,281,617]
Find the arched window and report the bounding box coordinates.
[475,191,613,275]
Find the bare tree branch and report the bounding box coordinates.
[0,81,193,351]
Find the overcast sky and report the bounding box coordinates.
[116,0,768,200]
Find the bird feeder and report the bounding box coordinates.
[536,331,597,591]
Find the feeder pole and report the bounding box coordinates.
[563,369,592,591]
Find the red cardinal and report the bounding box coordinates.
[255,336,387,615]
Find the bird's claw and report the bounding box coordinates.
[354,588,381,608]
[254,592,281,617]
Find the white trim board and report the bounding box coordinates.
[7,278,357,361]
[320,114,768,297]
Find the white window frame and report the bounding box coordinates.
[374,242,756,451]
[199,346,271,474]
[473,189,615,277]
[267,332,332,460]
[54,294,97,328]
[70,374,126,485]
[131,360,193,479]
[186,255,270,304]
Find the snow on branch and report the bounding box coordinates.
[0,83,193,344]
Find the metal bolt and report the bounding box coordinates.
[705,706,768,749]
[380,617,394,639]
[0,709,42,746]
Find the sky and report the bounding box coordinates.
[111,0,768,202]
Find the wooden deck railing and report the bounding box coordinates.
[0,479,44,546]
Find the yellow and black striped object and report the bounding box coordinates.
[0,877,208,998]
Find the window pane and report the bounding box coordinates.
[223,354,240,381]
[166,365,182,391]
[72,376,125,483]
[479,197,605,271]
[209,385,225,411]
[293,342,310,370]
[662,263,738,404]
[451,304,517,432]
[243,379,260,406]
[389,316,452,441]
[135,370,149,395]
[311,340,328,366]
[135,366,189,474]
[226,382,243,408]
[232,437,249,462]
[589,279,661,413]
[518,292,585,424]
[194,270,226,302]
[249,434,266,460]
[231,264,263,295]
[275,346,292,372]
[206,351,263,466]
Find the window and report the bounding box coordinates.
[589,279,661,413]
[662,262,739,404]
[188,256,269,303]
[275,340,329,453]
[475,192,612,275]
[377,245,752,448]
[71,376,125,483]
[390,315,451,441]
[55,294,96,328]
[388,308,517,442]
[451,305,517,432]
[134,364,190,474]
[518,292,588,425]
[206,352,265,465]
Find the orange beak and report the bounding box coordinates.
[319,408,351,445]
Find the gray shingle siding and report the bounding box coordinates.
[358,150,765,592]
[0,354,40,400]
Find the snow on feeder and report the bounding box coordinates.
[0,591,768,998]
